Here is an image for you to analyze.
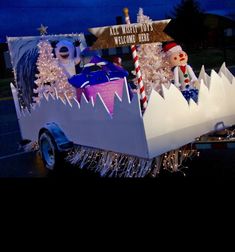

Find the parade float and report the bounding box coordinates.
[7,8,235,177]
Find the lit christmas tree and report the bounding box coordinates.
[136,8,173,97]
[34,39,75,103]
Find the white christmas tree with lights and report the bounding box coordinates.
[34,39,75,103]
[136,8,173,97]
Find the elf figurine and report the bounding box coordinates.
[163,41,199,102]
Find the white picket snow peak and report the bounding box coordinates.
[198,65,210,87]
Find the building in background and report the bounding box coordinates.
[204,12,235,47]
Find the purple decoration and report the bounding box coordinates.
[68,55,129,88]
[76,78,124,114]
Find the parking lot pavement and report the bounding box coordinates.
[0,99,46,177]
[0,99,21,157]
[0,151,47,177]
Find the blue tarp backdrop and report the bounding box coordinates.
[0,0,235,41]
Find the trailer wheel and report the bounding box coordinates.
[39,131,60,170]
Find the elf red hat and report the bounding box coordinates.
[112,56,122,66]
[163,42,182,55]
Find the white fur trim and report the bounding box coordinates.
[84,63,95,67]
[84,61,107,68]
[97,61,107,66]
[80,81,90,88]
[166,45,182,56]
[187,65,198,81]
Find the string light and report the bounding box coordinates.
[66,143,198,178]
[67,146,154,178]
[196,127,235,142]
[161,146,198,173]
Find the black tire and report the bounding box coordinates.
[39,130,61,170]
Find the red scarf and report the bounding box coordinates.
[180,65,186,74]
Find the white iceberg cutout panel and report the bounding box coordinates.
[12,78,149,158]
[144,65,235,158]
[11,65,235,159]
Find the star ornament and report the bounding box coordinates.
[37,24,48,35]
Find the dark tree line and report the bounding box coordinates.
[165,0,207,49]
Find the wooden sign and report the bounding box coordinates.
[89,20,173,50]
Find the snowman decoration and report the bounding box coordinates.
[52,39,81,78]
[163,42,199,102]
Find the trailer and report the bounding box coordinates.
[7,19,235,177]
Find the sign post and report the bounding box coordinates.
[123,8,147,110]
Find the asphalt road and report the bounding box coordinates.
[0,99,43,177]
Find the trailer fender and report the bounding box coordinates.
[38,122,74,152]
